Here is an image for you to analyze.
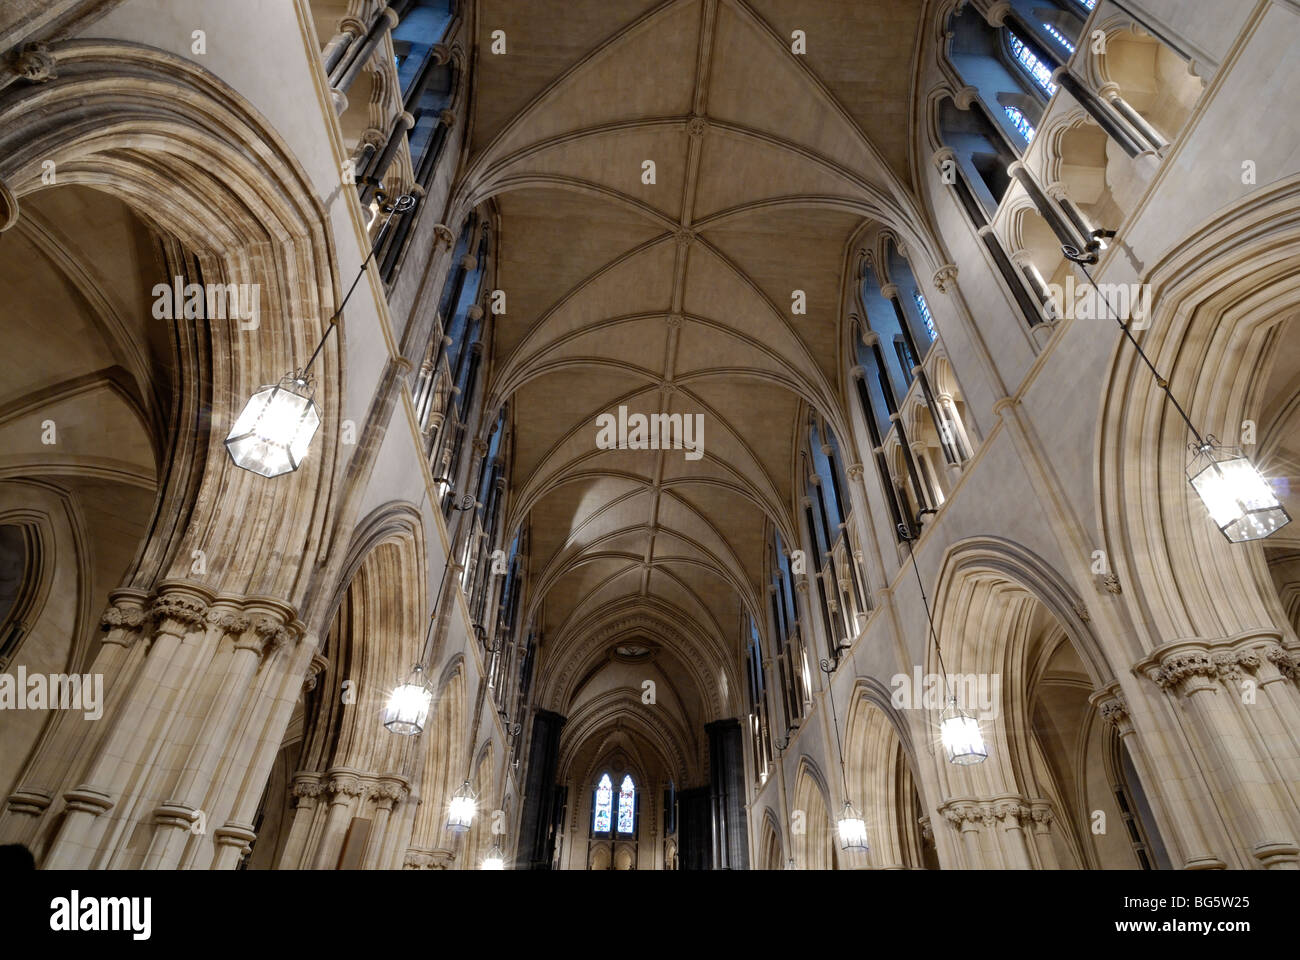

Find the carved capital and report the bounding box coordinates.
[1148,650,1216,691]
[252,616,293,655]
[328,776,364,799]
[150,593,209,634]
[291,778,325,807]
[1097,694,1129,729]
[1266,645,1298,679]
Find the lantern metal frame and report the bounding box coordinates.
[480,842,506,870]
[446,778,478,834]
[939,696,989,765]
[1062,238,1290,543]
[898,524,989,766]
[818,657,870,853]
[226,191,415,477]
[382,609,438,737]
[1185,436,1292,543]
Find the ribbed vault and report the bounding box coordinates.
[459,0,928,753]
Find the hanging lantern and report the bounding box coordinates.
[481,843,505,870]
[940,697,987,765]
[381,665,434,736]
[225,375,321,477]
[1187,438,1291,543]
[446,779,477,833]
[837,801,869,852]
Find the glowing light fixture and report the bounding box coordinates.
[1063,238,1291,543]
[447,779,477,833]
[481,843,505,870]
[818,657,870,852]
[227,192,415,477]
[939,697,988,765]
[383,611,438,737]
[1187,439,1291,542]
[899,525,988,766]
[224,376,321,478]
[836,801,869,852]
[381,664,434,736]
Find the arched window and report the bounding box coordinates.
[914,292,937,341]
[593,773,613,832]
[616,775,635,832]
[593,772,636,835]
[1041,22,1075,54]
[1007,31,1058,97]
[1004,104,1036,143]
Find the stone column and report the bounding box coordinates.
[141,606,257,869]
[44,584,214,869]
[359,111,416,205]
[362,780,408,869]
[280,776,325,869]
[330,7,400,112]
[1027,802,1060,869]
[312,774,364,869]
[992,798,1034,868]
[1141,641,1300,868]
[942,803,984,867]
[1052,69,1150,160]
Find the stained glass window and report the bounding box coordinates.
[1008,31,1058,96]
[593,773,612,832]
[1080,0,1097,8]
[616,774,635,833]
[1005,105,1036,143]
[914,292,937,341]
[1042,23,1076,54]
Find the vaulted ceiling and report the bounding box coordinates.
[459,0,928,760]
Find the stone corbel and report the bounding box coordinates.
[932,264,958,293]
[6,42,57,83]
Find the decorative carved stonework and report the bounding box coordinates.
[10,43,57,82]
[1098,695,1129,729]
[291,779,325,807]
[1148,650,1216,690]
[687,115,708,137]
[1266,645,1298,678]
[101,603,146,631]
[327,776,364,799]
[150,594,209,632]
[252,617,293,655]
[933,264,958,293]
